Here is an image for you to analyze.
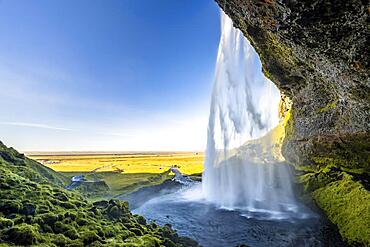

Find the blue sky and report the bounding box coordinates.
[0,0,220,151]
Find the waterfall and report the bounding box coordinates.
[202,11,298,217]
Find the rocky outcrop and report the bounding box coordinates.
[215,0,369,170]
[215,1,370,245]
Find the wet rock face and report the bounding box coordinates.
[215,0,370,169]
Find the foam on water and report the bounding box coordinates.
[202,11,299,218]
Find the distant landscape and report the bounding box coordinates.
[28,152,204,174]
[26,152,204,200]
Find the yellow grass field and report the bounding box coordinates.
[28,152,204,175]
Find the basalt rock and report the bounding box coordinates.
[215,1,370,245]
[215,0,370,170]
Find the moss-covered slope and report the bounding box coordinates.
[0,141,69,187]
[299,167,370,246]
[313,173,369,246]
[0,141,198,247]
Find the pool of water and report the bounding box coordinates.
[119,181,343,247]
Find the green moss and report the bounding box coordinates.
[313,173,370,246]
[63,171,173,201]
[40,212,59,225]
[282,107,294,141]
[280,103,369,171]
[0,217,14,228]
[298,169,339,192]
[124,234,161,246]
[266,32,296,67]
[5,223,39,245]
[53,221,72,234]
[50,233,71,246]
[281,107,295,157]
[65,227,80,240]
[0,200,22,214]
[135,215,147,225]
[316,98,339,113]
[0,141,68,186]
[81,230,101,245]
[311,144,370,171]
[0,141,198,247]
[295,159,370,246]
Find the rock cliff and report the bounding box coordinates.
[215,0,369,169]
[215,0,370,245]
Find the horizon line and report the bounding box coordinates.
[24,150,205,156]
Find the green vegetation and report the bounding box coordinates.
[282,107,294,144]
[295,164,370,246]
[265,32,297,68]
[281,106,370,246]
[313,173,370,246]
[309,132,370,170]
[0,142,69,186]
[0,141,198,246]
[316,98,339,113]
[297,165,340,193]
[62,171,173,201]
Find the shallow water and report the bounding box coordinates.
[120,181,335,247]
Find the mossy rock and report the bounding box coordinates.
[0,141,199,246]
[5,223,39,245]
[0,217,14,228]
[0,200,22,215]
[81,230,101,245]
[312,173,370,246]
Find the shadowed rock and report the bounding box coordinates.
[215,0,369,170]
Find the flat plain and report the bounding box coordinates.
[28,152,204,175]
[27,152,204,199]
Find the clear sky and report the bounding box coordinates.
[0,0,221,151]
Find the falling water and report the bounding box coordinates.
[202,12,298,217]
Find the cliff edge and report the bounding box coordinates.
[215,1,370,245]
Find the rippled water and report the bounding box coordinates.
[120,180,340,247]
